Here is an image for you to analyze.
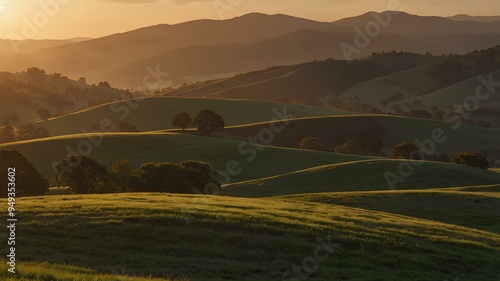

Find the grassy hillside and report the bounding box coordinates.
[221,160,500,197]
[280,188,500,233]
[0,101,39,124]
[395,69,500,109]
[0,132,368,183]
[222,115,500,155]
[0,261,180,281]
[166,55,431,101]
[333,64,439,104]
[34,97,353,136]
[1,193,499,280]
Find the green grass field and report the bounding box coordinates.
[395,69,500,109]
[1,193,499,281]
[279,187,500,233]
[33,97,352,136]
[0,261,183,281]
[221,159,500,197]
[0,132,369,183]
[222,115,500,155]
[2,96,499,280]
[333,64,438,104]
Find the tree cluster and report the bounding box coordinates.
[391,142,489,169]
[0,124,50,143]
[172,110,225,136]
[53,156,221,195]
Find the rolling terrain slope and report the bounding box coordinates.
[0,193,498,280]
[221,160,500,197]
[167,55,435,100]
[0,132,368,183]
[222,115,500,155]
[394,69,500,109]
[280,187,500,233]
[33,97,353,136]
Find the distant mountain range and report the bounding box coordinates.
[1,11,499,89]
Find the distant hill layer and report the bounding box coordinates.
[1,12,499,88]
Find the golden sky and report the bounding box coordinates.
[0,0,499,39]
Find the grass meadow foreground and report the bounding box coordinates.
[1,193,499,281]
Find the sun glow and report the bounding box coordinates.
[0,5,4,10]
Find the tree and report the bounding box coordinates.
[299,137,327,151]
[0,150,49,197]
[98,81,111,88]
[392,142,420,159]
[78,77,87,84]
[118,121,139,132]
[19,123,35,136]
[193,110,225,136]
[128,161,220,194]
[452,151,489,169]
[172,112,192,131]
[37,108,51,120]
[335,140,361,155]
[129,162,188,193]
[109,159,134,192]
[53,156,111,194]
[179,160,221,194]
[32,127,50,138]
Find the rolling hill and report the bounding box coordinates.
[0,132,369,183]
[166,55,427,100]
[221,115,500,155]
[1,193,498,280]
[33,97,353,136]
[0,68,137,126]
[394,69,500,109]
[220,159,500,197]
[280,187,500,233]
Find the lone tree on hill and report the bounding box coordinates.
[392,142,420,159]
[0,149,49,197]
[172,112,192,131]
[452,151,489,170]
[192,110,225,136]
